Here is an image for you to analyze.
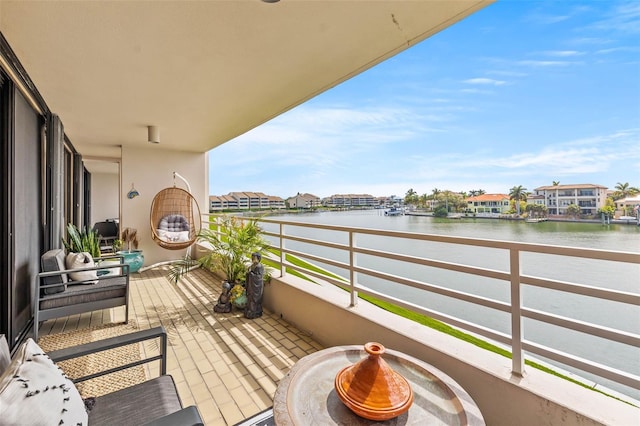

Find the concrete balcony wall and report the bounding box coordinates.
[121,146,208,265]
[263,274,638,426]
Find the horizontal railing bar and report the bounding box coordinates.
[354,246,510,281]
[281,261,350,289]
[355,265,512,314]
[272,232,350,252]
[282,247,350,272]
[206,213,640,394]
[521,275,640,305]
[257,216,640,263]
[522,341,640,390]
[521,308,640,347]
[356,284,513,346]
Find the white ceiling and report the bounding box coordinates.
[0,0,493,158]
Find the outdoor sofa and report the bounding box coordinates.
[34,248,130,341]
[0,326,203,425]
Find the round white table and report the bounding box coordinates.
[273,345,485,425]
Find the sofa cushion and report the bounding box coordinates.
[40,249,68,295]
[158,214,190,232]
[88,375,182,425]
[39,276,127,311]
[66,252,99,284]
[0,334,10,376]
[0,338,87,426]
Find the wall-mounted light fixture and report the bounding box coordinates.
[148,125,160,144]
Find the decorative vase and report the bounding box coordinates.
[117,250,144,273]
[334,342,413,421]
[231,284,248,309]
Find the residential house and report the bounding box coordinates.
[465,193,511,214]
[614,195,640,218]
[533,184,608,216]
[286,193,321,209]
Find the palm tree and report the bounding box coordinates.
[614,182,639,200]
[509,185,527,216]
[404,188,418,206]
[431,188,441,200]
[552,181,560,186]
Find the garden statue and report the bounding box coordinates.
[244,252,264,319]
[213,281,233,313]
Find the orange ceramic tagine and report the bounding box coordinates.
[334,342,414,421]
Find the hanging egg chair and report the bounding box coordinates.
[150,175,201,250]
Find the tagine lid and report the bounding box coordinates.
[334,342,414,421]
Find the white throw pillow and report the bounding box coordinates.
[0,338,88,426]
[157,229,190,243]
[0,335,10,376]
[66,252,98,283]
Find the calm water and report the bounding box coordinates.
[267,210,640,399]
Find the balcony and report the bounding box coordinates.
[37,218,639,425]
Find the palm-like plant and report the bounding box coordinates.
[613,182,639,200]
[63,223,100,258]
[169,216,270,285]
[509,185,528,216]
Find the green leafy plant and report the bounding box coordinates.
[112,239,124,252]
[169,216,270,284]
[62,223,101,258]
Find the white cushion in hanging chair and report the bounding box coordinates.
[157,214,191,243]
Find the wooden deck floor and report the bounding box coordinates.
[39,266,324,425]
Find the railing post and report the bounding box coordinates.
[349,231,358,307]
[510,248,524,377]
[280,223,285,278]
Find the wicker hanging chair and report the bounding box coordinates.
[150,186,201,250]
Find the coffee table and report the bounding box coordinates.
[273,345,485,425]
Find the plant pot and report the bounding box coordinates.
[117,250,144,273]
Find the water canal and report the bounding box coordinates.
[266,210,640,400]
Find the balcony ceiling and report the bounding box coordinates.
[0,0,492,157]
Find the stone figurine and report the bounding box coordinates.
[213,281,233,313]
[244,252,264,319]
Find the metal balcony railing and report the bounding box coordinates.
[202,214,640,396]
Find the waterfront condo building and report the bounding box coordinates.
[533,184,608,216]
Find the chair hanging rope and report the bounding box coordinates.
[150,175,201,250]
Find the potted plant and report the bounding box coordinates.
[169,216,271,310]
[62,223,101,282]
[63,223,101,257]
[117,227,144,273]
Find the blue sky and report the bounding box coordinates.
[209,0,639,199]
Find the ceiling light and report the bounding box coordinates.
[148,125,160,144]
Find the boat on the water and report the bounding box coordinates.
[384,206,405,216]
[525,217,548,223]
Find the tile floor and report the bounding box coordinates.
[39,266,324,425]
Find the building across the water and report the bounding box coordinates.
[209,192,285,211]
[532,184,608,216]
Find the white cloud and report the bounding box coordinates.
[463,78,507,86]
[543,50,585,57]
[517,60,575,67]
